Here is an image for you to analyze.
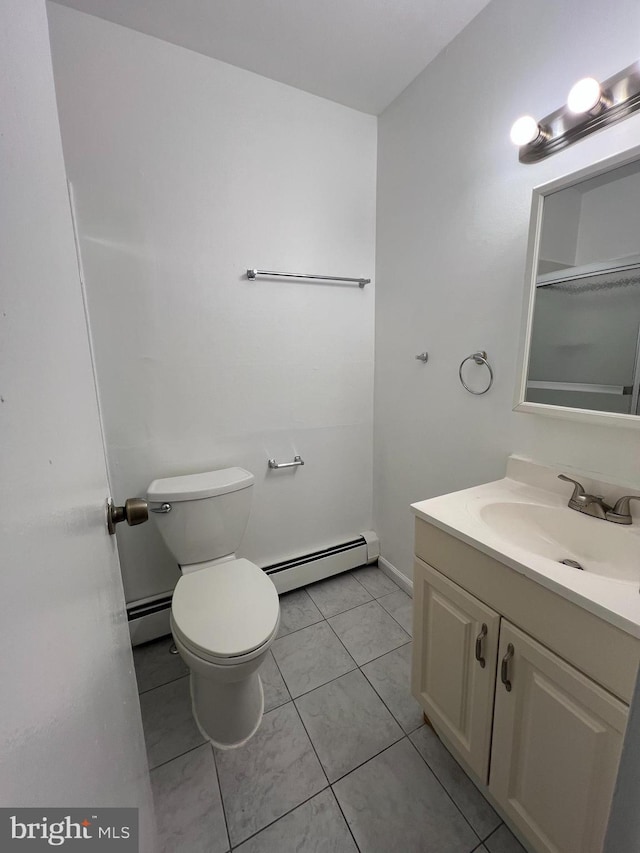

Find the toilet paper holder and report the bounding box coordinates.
[268,455,305,469]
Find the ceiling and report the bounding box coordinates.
[51,0,492,115]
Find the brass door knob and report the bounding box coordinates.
[107,497,149,535]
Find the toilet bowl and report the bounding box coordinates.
[147,468,280,748]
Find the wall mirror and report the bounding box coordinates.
[515,147,640,427]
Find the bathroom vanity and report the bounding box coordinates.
[411,458,640,853]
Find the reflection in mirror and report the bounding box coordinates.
[525,158,640,416]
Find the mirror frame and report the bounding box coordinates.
[514,143,640,430]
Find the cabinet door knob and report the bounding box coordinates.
[475,623,488,668]
[501,643,514,692]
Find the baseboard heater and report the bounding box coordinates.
[264,530,379,594]
[128,592,174,646]
[128,530,379,646]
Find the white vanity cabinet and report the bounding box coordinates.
[412,519,639,853]
[412,559,499,782]
[490,621,627,853]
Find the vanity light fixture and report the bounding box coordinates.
[511,61,640,163]
[567,77,609,115]
[509,115,546,147]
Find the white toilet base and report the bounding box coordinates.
[170,614,278,750]
[189,670,265,750]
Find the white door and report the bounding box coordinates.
[0,2,155,848]
[412,558,500,782]
[490,621,627,853]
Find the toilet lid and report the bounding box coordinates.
[171,559,279,658]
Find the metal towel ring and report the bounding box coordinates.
[459,351,494,395]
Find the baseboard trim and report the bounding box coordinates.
[378,556,413,596]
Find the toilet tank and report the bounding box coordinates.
[147,468,254,567]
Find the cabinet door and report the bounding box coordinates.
[412,558,500,781]
[490,621,628,853]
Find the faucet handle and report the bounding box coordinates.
[558,474,587,505]
[608,495,640,524]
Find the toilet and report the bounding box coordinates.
[147,467,280,749]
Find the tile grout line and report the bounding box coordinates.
[273,599,414,708]
[401,720,504,844]
[304,566,403,623]
[273,615,357,699]
[276,592,387,641]
[272,624,412,702]
[283,636,412,703]
[281,595,415,785]
[483,822,507,845]
[276,572,414,744]
[349,567,403,599]
[324,733,407,786]
[325,600,411,650]
[376,592,413,635]
[288,620,418,784]
[269,651,331,793]
[275,615,324,641]
[137,670,187,696]
[274,630,418,777]
[285,693,362,853]
[323,602,410,664]
[269,650,331,790]
[208,742,233,853]
[264,650,292,709]
[226,785,333,852]
[267,648,361,852]
[404,733,485,847]
[211,653,330,849]
[286,625,413,735]
[147,739,207,774]
[346,584,422,738]
[244,649,363,852]
[305,590,373,620]
[327,786,362,853]
[303,596,374,625]
[136,568,402,661]
[218,651,347,848]
[356,637,411,668]
[325,738,404,786]
[357,655,422,737]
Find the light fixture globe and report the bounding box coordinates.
[567,77,603,114]
[510,115,542,147]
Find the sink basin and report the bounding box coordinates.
[411,457,640,638]
[479,502,640,583]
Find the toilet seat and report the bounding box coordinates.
[171,558,279,663]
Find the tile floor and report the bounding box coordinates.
[134,566,527,853]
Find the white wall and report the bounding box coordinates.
[0,1,154,839]
[48,4,377,604]
[375,0,640,580]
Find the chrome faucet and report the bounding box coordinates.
[607,495,640,525]
[558,475,639,524]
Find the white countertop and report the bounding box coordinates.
[411,457,640,639]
